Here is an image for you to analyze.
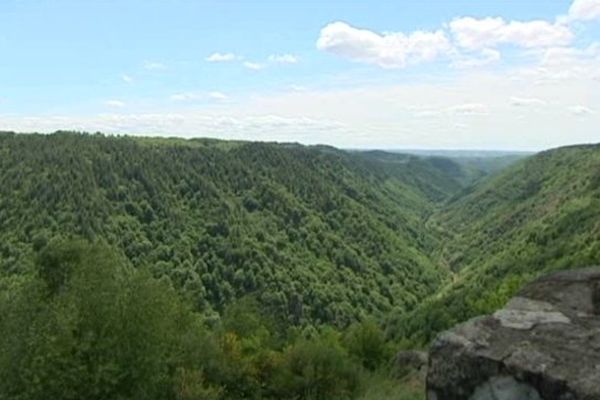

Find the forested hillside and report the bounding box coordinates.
[0,131,471,328]
[2,131,598,399]
[391,143,600,342]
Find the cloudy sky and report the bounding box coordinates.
[1,0,599,150]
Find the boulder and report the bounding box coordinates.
[427,267,600,400]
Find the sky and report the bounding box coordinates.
[0,0,599,150]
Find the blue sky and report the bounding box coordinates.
[1,0,599,149]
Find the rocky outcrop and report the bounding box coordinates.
[427,267,600,400]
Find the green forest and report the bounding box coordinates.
[0,131,599,399]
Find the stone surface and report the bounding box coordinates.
[427,267,600,400]
[470,376,542,400]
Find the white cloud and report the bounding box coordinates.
[316,21,451,68]
[447,103,490,115]
[0,113,348,144]
[206,52,238,62]
[449,17,573,50]
[4,65,599,149]
[451,48,501,68]
[170,93,202,102]
[121,74,133,83]
[144,61,166,70]
[6,1,599,150]
[409,103,491,117]
[317,1,598,69]
[105,100,125,108]
[569,105,594,115]
[512,43,600,85]
[568,0,600,21]
[169,92,228,102]
[540,44,600,67]
[243,61,264,70]
[268,54,299,64]
[510,96,547,107]
[289,85,307,92]
[208,91,228,101]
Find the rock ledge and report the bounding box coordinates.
[427,267,600,400]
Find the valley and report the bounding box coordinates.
[0,131,598,399]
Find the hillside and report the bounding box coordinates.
[4,132,598,342]
[2,131,600,400]
[0,131,476,328]
[391,143,600,342]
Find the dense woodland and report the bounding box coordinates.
[0,131,467,327]
[391,143,600,342]
[0,131,598,399]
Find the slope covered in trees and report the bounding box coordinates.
[391,143,600,342]
[1,238,424,400]
[2,131,599,399]
[0,131,476,329]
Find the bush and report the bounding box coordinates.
[271,331,360,400]
[343,319,390,371]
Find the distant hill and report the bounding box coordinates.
[390,143,600,342]
[1,131,597,344]
[387,149,533,158]
[354,148,531,186]
[0,131,480,327]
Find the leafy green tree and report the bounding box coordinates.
[343,319,390,371]
[0,239,195,400]
[271,330,360,400]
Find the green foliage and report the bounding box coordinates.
[391,143,600,343]
[2,131,599,399]
[270,331,360,400]
[356,373,424,400]
[0,132,466,328]
[343,319,390,371]
[0,238,410,400]
[0,239,193,400]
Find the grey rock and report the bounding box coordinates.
[427,267,600,400]
[470,376,542,400]
[493,297,571,330]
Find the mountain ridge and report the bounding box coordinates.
[1,131,598,341]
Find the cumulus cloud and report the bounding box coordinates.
[121,74,133,83]
[569,105,594,115]
[243,61,264,70]
[206,52,238,62]
[0,113,348,143]
[105,100,125,108]
[447,103,490,115]
[268,54,299,64]
[316,21,451,68]
[512,43,600,84]
[540,44,600,67]
[510,96,547,107]
[208,91,228,101]
[410,103,491,117]
[170,93,202,102]
[144,61,166,70]
[449,17,573,50]
[4,64,599,149]
[289,85,307,92]
[317,0,600,69]
[451,48,501,68]
[169,92,228,102]
[568,0,600,21]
